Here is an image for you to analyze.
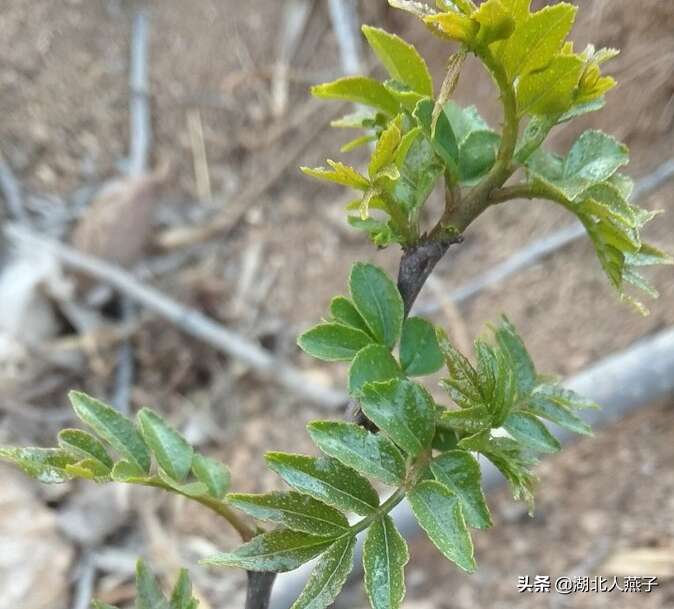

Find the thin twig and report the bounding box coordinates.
[4,223,346,410]
[187,108,212,202]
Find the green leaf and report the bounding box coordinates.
[393,133,443,212]
[408,480,476,572]
[563,130,628,186]
[363,516,409,609]
[369,119,402,179]
[533,384,599,410]
[298,322,375,362]
[493,315,536,397]
[473,0,515,45]
[399,317,444,376]
[201,530,336,572]
[349,262,404,348]
[110,459,147,482]
[64,458,111,480]
[362,26,433,96]
[301,161,369,190]
[503,412,561,453]
[348,344,403,396]
[228,491,349,537]
[137,408,193,482]
[265,453,380,516]
[439,405,491,435]
[414,98,459,173]
[431,451,492,529]
[191,453,230,499]
[360,378,435,456]
[136,560,169,609]
[501,4,577,80]
[312,76,401,117]
[581,182,636,227]
[57,429,113,471]
[169,569,198,609]
[157,469,209,497]
[0,447,73,484]
[442,102,490,144]
[308,421,406,487]
[517,54,584,115]
[291,534,356,609]
[92,602,118,609]
[329,296,372,335]
[458,130,501,182]
[524,394,592,436]
[436,328,482,405]
[69,391,150,473]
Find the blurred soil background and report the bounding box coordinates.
[0,0,673,608]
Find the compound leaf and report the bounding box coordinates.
[503,412,561,453]
[493,315,536,397]
[0,447,73,484]
[191,453,230,499]
[57,428,113,471]
[138,408,193,482]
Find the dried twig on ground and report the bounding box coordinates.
[5,223,346,410]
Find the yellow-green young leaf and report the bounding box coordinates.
[228,491,349,537]
[308,421,406,487]
[408,480,476,572]
[291,534,356,609]
[57,428,113,471]
[301,161,369,190]
[360,378,435,456]
[389,0,438,20]
[341,134,377,153]
[110,459,147,482]
[362,26,433,96]
[517,54,584,116]
[503,412,561,453]
[369,119,402,178]
[201,530,336,572]
[473,0,515,45]
[298,322,375,362]
[70,391,151,473]
[138,408,193,482]
[399,317,444,376]
[265,452,380,516]
[349,263,404,348]
[363,516,409,609]
[430,451,492,529]
[191,453,230,499]
[424,12,479,44]
[65,458,111,480]
[348,344,402,396]
[0,447,74,484]
[500,3,577,80]
[312,76,400,117]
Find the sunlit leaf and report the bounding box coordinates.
[298,323,375,361]
[312,76,401,116]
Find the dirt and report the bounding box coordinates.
[0,1,672,608]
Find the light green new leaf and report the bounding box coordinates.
[362,26,433,96]
[69,391,150,473]
[493,315,536,397]
[369,119,402,178]
[57,428,113,471]
[0,447,74,484]
[431,451,492,529]
[138,408,193,482]
[191,453,230,499]
[524,394,592,436]
[308,421,406,487]
[503,412,561,453]
[399,317,444,376]
[291,534,356,609]
[473,0,515,45]
[312,76,401,117]
[501,3,577,80]
[517,54,583,116]
[228,491,349,537]
[298,322,374,361]
[363,515,409,609]
[201,530,336,572]
[265,453,380,516]
[110,459,147,482]
[349,262,404,348]
[361,378,435,456]
[136,560,170,609]
[408,480,476,572]
[301,161,369,190]
[348,344,403,396]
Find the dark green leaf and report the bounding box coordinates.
[436,329,481,404]
[138,408,193,482]
[169,569,198,609]
[298,322,375,361]
[308,421,406,486]
[312,76,401,117]
[290,535,356,609]
[191,453,230,499]
[458,130,501,182]
[329,296,372,335]
[430,451,492,529]
[503,412,561,453]
[439,405,491,435]
[136,560,169,609]
[363,515,408,609]
[408,480,476,572]
[201,530,336,572]
[493,315,536,397]
[442,102,490,144]
[347,344,402,396]
[0,447,73,484]
[57,428,113,471]
[349,263,403,348]
[524,394,592,436]
[362,26,433,96]
[265,452,380,516]
[361,378,435,456]
[228,491,349,537]
[414,98,459,172]
[399,317,443,376]
[69,391,150,473]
